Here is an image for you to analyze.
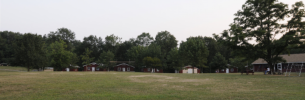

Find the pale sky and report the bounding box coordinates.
[0,0,302,42]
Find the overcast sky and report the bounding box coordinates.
[0,0,302,42]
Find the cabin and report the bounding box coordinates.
[83,63,100,71]
[178,66,200,73]
[252,53,305,74]
[62,66,79,72]
[142,67,163,73]
[113,63,135,72]
[215,67,238,73]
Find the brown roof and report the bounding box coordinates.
[252,53,305,64]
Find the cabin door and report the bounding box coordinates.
[188,69,192,73]
[122,68,125,72]
[92,67,95,72]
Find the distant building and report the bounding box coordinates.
[178,65,200,74]
[252,53,305,73]
[113,63,135,72]
[142,67,163,73]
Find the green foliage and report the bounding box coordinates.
[76,35,103,62]
[179,36,209,70]
[167,48,182,70]
[0,31,23,65]
[116,38,137,61]
[81,48,95,66]
[220,0,305,73]
[155,31,178,55]
[98,51,115,70]
[142,57,162,68]
[136,32,154,47]
[49,40,76,71]
[47,28,76,51]
[209,53,227,70]
[15,33,47,71]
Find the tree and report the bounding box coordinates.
[167,48,183,72]
[76,35,103,62]
[136,32,154,47]
[142,57,162,72]
[155,31,178,55]
[98,50,115,71]
[209,53,227,72]
[116,38,137,61]
[229,57,248,71]
[47,28,76,51]
[15,33,47,71]
[220,0,305,74]
[81,48,95,66]
[0,31,23,66]
[104,34,122,56]
[49,40,75,71]
[179,36,209,73]
[155,31,178,70]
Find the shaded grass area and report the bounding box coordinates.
[0,66,27,72]
[0,72,304,100]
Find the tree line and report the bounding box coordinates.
[1,0,304,73]
[0,29,249,72]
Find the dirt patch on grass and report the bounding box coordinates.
[129,75,212,84]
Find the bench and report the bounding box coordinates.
[241,70,254,75]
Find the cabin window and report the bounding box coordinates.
[221,69,224,71]
[230,68,234,72]
[156,69,159,72]
[127,67,130,71]
[147,68,150,71]
[96,68,100,71]
[118,67,121,71]
[87,67,91,70]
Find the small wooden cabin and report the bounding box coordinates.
[142,68,163,73]
[179,66,200,73]
[113,63,135,72]
[216,67,238,73]
[83,63,99,71]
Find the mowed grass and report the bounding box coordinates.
[0,66,27,72]
[0,71,305,100]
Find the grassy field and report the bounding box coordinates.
[0,66,27,72]
[0,70,304,100]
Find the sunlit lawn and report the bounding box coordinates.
[0,68,304,100]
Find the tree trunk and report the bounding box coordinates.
[27,66,30,72]
[193,67,194,74]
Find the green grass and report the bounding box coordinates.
[0,66,27,72]
[0,71,304,100]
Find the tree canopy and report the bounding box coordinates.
[220,0,305,74]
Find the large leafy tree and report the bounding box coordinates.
[49,40,75,71]
[179,36,209,73]
[104,34,122,57]
[142,57,162,71]
[209,52,227,72]
[47,28,76,51]
[116,38,137,61]
[220,0,305,74]
[0,31,23,65]
[136,32,154,47]
[167,48,183,72]
[126,46,147,70]
[155,31,178,55]
[76,35,103,62]
[155,31,178,70]
[98,50,115,71]
[15,33,47,71]
[81,48,95,66]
